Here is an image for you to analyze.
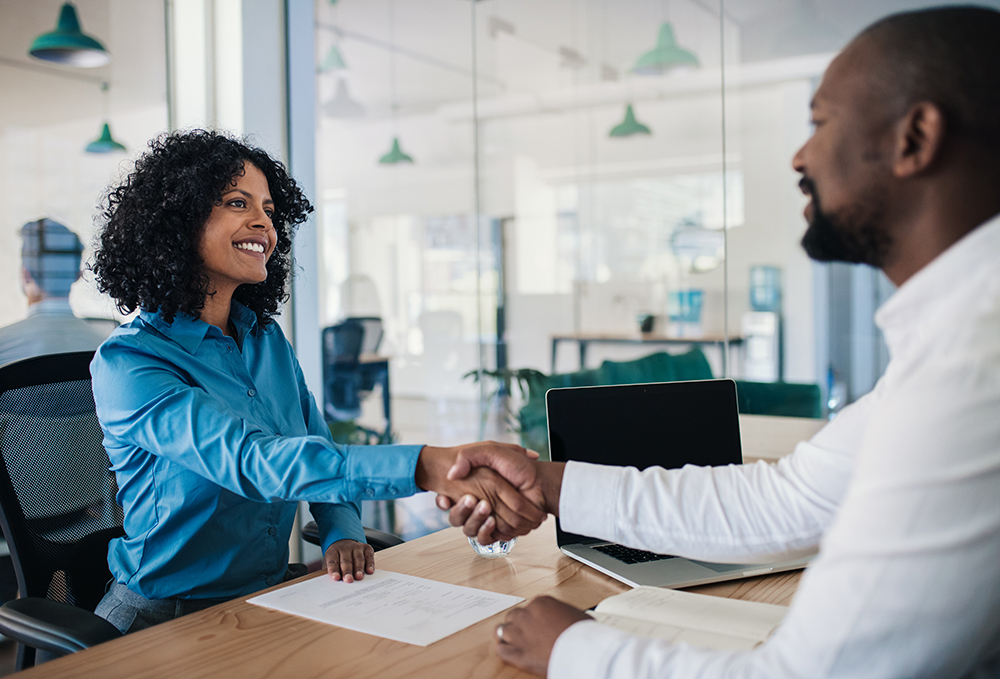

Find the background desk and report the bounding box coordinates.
[22,519,802,679]
[551,333,744,372]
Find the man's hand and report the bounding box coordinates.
[494,596,592,677]
[436,444,567,543]
[325,538,374,583]
[416,444,547,541]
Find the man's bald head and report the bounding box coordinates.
[856,6,1000,157]
[793,5,1000,282]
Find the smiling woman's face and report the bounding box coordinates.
[197,162,277,297]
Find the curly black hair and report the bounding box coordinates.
[92,130,313,326]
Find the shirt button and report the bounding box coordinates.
[268,526,277,536]
[265,577,275,586]
[365,488,375,497]
[247,388,256,397]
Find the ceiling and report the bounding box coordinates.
[0,0,167,129]
[2,0,997,130]
[316,0,1000,119]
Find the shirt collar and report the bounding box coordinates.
[875,212,1000,356]
[139,301,263,355]
[27,298,74,317]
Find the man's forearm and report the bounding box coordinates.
[536,461,566,517]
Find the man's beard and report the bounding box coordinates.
[799,176,891,268]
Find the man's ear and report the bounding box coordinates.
[21,268,42,303]
[893,101,946,178]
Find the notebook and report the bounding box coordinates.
[546,378,810,588]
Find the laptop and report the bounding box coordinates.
[547,378,810,589]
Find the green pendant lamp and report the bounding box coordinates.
[609,105,652,138]
[85,123,126,153]
[378,1,413,165]
[318,45,347,73]
[29,2,110,68]
[85,83,126,154]
[378,137,414,164]
[324,79,366,118]
[632,23,698,75]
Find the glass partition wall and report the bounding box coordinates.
[313,0,994,538]
[0,1,168,330]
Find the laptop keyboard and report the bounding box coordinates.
[594,544,677,565]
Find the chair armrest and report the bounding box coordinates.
[362,527,404,551]
[0,597,121,656]
[301,521,404,552]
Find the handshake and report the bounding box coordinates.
[415,442,565,544]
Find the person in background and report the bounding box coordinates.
[0,219,109,367]
[442,6,1000,678]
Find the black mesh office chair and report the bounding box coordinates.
[353,317,383,356]
[0,352,123,669]
[322,320,366,422]
[322,318,392,441]
[0,352,400,669]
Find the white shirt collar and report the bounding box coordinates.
[875,212,1000,358]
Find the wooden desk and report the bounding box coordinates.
[551,332,744,372]
[22,520,801,679]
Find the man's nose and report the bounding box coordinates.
[791,142,807,174]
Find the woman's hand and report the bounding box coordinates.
[325,539,375,583]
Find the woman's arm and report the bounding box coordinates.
[93,340,423,504]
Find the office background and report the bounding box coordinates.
[1,0,990,546]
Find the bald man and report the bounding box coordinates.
[444,7,1000,678]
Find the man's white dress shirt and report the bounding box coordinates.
[551,214,1000,678]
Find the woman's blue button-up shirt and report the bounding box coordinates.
[90,302,422,600]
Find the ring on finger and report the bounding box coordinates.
[495,622,508,643]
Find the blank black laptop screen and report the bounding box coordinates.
[546,379,742,545]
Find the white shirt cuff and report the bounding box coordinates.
[559,461,625,541]
[549,619,635,679]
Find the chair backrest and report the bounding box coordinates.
[323,321,365,366]
[322,322,366,421]
[347,317,383,355]
[0,352,123,615]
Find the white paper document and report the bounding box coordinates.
[247,570,523,647]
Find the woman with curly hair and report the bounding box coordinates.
[89,130,543,634]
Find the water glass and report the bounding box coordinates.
[469,536,517,558]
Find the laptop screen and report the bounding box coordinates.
[546,379,742,546]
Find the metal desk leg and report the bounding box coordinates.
[551,339,559,373]
[578,341,588,370]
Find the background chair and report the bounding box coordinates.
[0,351,123,669]
[300,522,403,553]
[322,319,391,441]
[0,352,406,668]
[322,320,366,422]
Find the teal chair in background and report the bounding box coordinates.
[511,349,821,459]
